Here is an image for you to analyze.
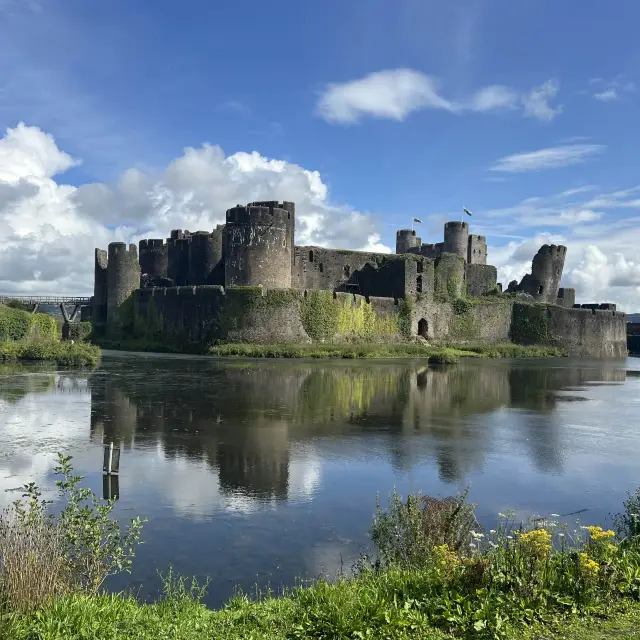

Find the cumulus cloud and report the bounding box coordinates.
[522,80,562,122]
[0,123,392,295]
[316,70,561,124]
[316,69,456,123]
[489,144,604,173]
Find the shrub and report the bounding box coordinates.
[0,454,146,614]
[371,489,480,570]
[66,322,93,342]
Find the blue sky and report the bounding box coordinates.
[1,0,639,307]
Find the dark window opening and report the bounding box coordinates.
[556,268,560,275]
[538,285,544,294]
[344,265,351,277]
[416,275,423,293]
[418,318,428,339]
[319,263,324,273]
[288,212,291,219]
[309,250,314,262]
[417,261,423,273]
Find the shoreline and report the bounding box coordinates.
[95,339,565,361]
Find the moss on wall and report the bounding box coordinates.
[510,302,552,345]
[300,291,400,343]
[397,299,413,340]
[434,254,465,301]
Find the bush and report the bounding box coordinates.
[66,322,93,342]
[0,454,146,614]
[0,341,101,366]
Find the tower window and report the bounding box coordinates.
[319,263,324,273]
[309,250,314,263]
[344,265,351,277]
[538,286,544,294]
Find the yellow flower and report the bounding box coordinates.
[518,529,552,559]
[606,543,618,555]
[579,552,600,575]
[432,544,460,573]
[586,526,615,541]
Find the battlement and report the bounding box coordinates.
[226,204,291,226]
[538,244,567,258]
[170,229,191,240]
[397,229,418,238]
[247,200,295,217]
[445,221,469,231]
[95,248,108,269]
[469,234,486,242]
[139,238,166,249]
[108,242,138,258]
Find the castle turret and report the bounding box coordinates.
[188,231,221,285]
[139,239,168,285]
[467,235,487,265]
[444,222,469,260]
[92,249,108,325]
[396,229,421,255]
[224,203,293,288]
[518,244,567,303]
[106,242,140,318]
[167,230,191,286]
[248,201,295,267]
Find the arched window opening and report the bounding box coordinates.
[309,250,314,263]
[416,275,423,293]
[538,285,544,294]
[418,318,429,339]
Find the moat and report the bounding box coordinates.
[1,353,639,608]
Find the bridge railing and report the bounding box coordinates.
[0,296,92,305]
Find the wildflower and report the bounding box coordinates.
[489,530,497,535]
[558,533,565,537]
[498,513,506,518]
[507,535,513,540]
[518,529,552,560]
[579,552,600,575]
[551,514,560,517]
[470,531,484,539]
[488,541,498,549]
[587,526,615,541]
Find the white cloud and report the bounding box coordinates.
[593,89,618,102]
[316,69,456,124]
[589,76,635,103]
[0,123,392,295]
[489,144,604,173]
[522,80,563,122]
[316,69,561,124]
[470,85,519,112]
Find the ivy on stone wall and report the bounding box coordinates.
[434,254,465,301]
[397,299,413,340]
[510,302,552,345]
[300,290,400,343]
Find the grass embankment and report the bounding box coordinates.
[2,456,640,640]
[0,304,99,366]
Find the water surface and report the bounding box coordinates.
[1,353,639,607]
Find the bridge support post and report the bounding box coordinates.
[30,303,39,314]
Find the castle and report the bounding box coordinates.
[91,201,627,357]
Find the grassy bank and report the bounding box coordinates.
[97,338,565,361]
[2,456,640,639]
[0,340,101,366]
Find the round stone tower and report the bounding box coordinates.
[167,230,191,286]
[224,203,293,288]
[106,242,140,318]
[188,231,221,285]
[396,229,421,255]
[248,201,295,267]
[520,244,567,303]
[92,249,108,325]
[139,239,168,284]
[443,221,469,259]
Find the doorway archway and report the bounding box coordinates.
[418,318,429,339]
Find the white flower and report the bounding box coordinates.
[551,514,560,518]
[498,513,506,518]
[558,533,565,537]
[507,536,513,540]
[549,522,558,527]
[489,530,497,535]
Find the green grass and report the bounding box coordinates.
[0,340,101,366]
[445,342,565,358]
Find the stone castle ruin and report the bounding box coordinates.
[92,201,626,357]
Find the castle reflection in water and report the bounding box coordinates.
[87,357,628,502]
